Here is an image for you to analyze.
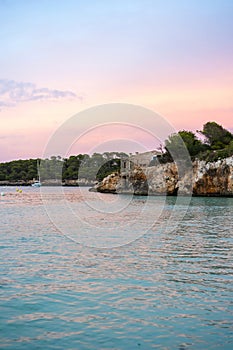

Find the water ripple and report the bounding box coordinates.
[0,188,233,349]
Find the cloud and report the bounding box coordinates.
[0,79,80,108]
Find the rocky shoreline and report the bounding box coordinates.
[91,156,233,197]
[2,156,233,196]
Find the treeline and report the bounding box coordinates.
[63,152,126,181]
[0,152,127,183]
[156,121,233,164]
[0,158,38,181]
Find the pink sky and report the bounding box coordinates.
[0,1,233,162]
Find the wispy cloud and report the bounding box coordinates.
[0,79,80,108]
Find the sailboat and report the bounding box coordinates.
[31,180,41,187]
[32,160,41,187]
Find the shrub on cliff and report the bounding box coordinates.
[160,122,233,163]
[162,131,206,162]
[199,122,233,149]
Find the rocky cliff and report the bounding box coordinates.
[92,156,233,196]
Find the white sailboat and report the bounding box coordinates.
[31,180,41,187]
[32,160,41,187]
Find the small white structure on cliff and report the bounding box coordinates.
[121,150,161,174]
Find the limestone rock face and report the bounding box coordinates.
[193,157,233,196]
[93,156,233,196]
[145,163,178,195]
[94,173,120,193]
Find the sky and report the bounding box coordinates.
[0,0,233,161]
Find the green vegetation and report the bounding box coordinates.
[0,158,38,182]
[199,122,233,150]
[161,122,233,163]
[0,152,127,184]
[61,152,126,182]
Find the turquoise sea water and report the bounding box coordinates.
[0,187,233,349]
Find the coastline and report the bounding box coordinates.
[2,156,233,197]
[92,156,233,197]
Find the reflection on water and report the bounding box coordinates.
[0,187,233,349]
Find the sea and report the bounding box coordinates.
[0,186,232,350]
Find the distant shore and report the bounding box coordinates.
[0,180,95,187]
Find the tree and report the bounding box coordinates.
[199,122,233,149]
[164,130,205,160]
[178,131,205,156]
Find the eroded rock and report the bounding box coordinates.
[92,156,233,196]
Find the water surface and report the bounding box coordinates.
[0,187,232,349]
